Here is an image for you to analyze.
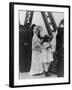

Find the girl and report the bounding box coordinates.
[40,35,53,76]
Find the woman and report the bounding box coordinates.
[29,25,43,75]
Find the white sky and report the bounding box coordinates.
[19,11,64,34]
[19,11,64,26]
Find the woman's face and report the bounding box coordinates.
[33,26,38,35]
[33,26,43,36]
[38,27,43,36]
[33,26,40,35]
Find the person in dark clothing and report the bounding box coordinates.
[56,19,64,77]
[19,23,36,72]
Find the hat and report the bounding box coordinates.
[43,35,50,42]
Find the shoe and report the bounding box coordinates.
[45,72,51,77]
[32,73,44,76]
[45,72,48,76]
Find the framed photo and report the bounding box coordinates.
[9,2,70,87]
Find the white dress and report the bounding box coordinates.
[29,34,43,75]
[40,42,53,63]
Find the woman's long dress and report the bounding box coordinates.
[29,34,43,75]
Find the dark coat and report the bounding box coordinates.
[19,28,33,72]
[56,27,64,77]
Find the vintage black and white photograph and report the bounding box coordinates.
[9,3,70,87]
[19,11,64,79]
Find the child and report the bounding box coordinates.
[40,35,53,76]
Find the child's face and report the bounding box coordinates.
[43,42,50,49]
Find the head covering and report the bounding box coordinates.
[31,24,36,30]
[43,35,50,42]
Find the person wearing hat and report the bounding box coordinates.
[29,25,43,75]
[56,19,64,77]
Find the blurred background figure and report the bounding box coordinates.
[56,19,64,77]
[19,23,34,72]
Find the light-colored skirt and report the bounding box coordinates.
[29,50,43,75]
[40,49,53,63]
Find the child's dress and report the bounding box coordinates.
[41,42,53,63]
